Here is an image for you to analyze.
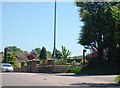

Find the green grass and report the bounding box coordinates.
[115,75,120,83]
[64,66,81,73]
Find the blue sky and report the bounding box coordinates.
[2,2,84,56]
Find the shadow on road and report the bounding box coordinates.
[70,83,120,87]
[53,73,113,77]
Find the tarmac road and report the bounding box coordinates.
[1,73,120,87]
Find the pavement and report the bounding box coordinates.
[1,72,120,87]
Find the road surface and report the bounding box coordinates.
[1,73,120,87]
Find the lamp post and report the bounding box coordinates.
[53,0,57,66]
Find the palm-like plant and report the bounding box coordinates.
[61,46,71,60]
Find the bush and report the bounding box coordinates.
[66,63,72,65]
[0,60,2,63]
[64,66,81,73]
[40,59,47,65]
[56,59,66,65]
[80,59,88,66]
[2,52,19,68]
[115,75,120,83]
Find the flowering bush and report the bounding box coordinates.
[26,51,37,60]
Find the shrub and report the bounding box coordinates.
[56,59,66,65]
[40,59,47,65]
[64,66,81,73]
[2,52,19,68]
[80,59,88,66]
[115,75,120,83]
[66,63,72,65]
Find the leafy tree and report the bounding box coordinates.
[111,4,120,71]
[32,47,41,55]
[111,4,120,46]
[52,49,62,59]
[46,51,52,58]
[61,46,71,60]
[56,50,62,59]
[39,47,47,60]
[39,47,47,65]
[76,2,119,63]
[7,46,21,52]
[2,52,18,68]
[4,46,27,62]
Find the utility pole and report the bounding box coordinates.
[53,0,57,66]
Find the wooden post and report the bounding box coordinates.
[83,49,86,68]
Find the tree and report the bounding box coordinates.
[7,46,21,52]
[39,47,47,65]
[56,50,62,59]
[32,47,41,55]
[111,4,120,46]
[111,4,120,71]
[39,47,47,60]
[46,51,52,58]
[61,46,71,60]
[26,51,37,60]
[52,49,62,59]
[2,52,18,68]
[76,1,119,64]
[4,46,28,62]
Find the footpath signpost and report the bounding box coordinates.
[83,49,86,68]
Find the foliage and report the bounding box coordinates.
[39,47,47,60]
[115,75,120,83]
[32,47,41,55]
[111,4,120,46]
[55,59,66,65]
[4,46,28,62]
[32,47,52,59]
[7,46,22,52]
[46,51,52,58]
[40,59,47,65]
[76,1,120,74]
[52,49,62,59]
[56,49,62,59]
[76,2,120,66]
[76,2,117,48]
[2,52,18,68]
[64,66,81,73]
[77,63,119,75]
[66,63,72,65]
[80,59,88,66]
[52,46,71,60]
[61,46,71,60]
[26,51,37,60]
[72,55,83,59]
